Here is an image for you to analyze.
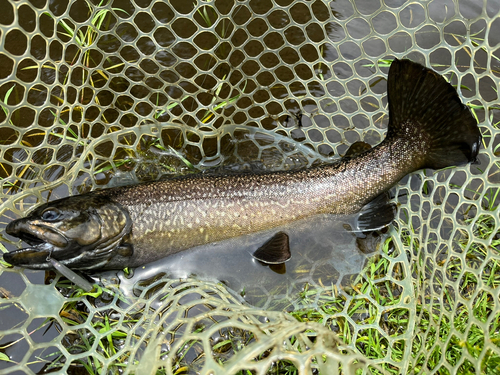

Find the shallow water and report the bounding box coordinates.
[106,213,384,311]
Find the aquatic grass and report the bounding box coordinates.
[447,28,500,76]
[2,2,246,194]
[0,352,13,364]
[3,222,496,375]
[92,158,133,174]
[410,198,500,374]
[164,2,239,119]
[0,273,128,371]
[153,95,192,119]
[32,278,139,372]
[0,103,95,194]
[281,212,499,375]
[171,325,261,374]
[363,58,394,68]
[199,79,247,124]
[285,235,405,374]
[0,84,15,125]
[42,110,141,179]
[0,88,30,189]
[197,5,215,27]
[21,0,129,97]
[43,0,128,53]
[151,141,195,171]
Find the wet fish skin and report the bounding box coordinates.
[3,59,482,270]
[103,140,418,268]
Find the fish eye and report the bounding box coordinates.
[41,208,61,222]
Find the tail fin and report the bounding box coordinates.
[387,59,481,169]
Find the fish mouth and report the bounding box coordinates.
[3,220,71,269]
[16,231,46,246]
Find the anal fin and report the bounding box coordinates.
[354,193,396,232]
[252,232,291,264]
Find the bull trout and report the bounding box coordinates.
[3,59,481,271]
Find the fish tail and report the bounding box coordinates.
[386,58,481,169]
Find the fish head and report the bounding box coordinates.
[3,194,132,270]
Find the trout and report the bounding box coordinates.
[3,59,481,270]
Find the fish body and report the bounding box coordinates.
[4,59,482,270]
[102,138,416,268]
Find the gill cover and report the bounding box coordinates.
[4,193,133,270]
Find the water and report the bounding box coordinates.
[107,213,384,311]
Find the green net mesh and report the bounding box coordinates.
[1,0,500,373]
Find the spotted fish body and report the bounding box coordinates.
[106,137,419,268]
[3,59,482,270]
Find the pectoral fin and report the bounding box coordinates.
[354,193,396,232]
[252,232,291,264]
[116,243,134,257]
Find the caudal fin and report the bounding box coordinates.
[387,59,481,169]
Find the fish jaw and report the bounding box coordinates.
[3,247,53,269]
[6,218,69,248]
[4,218,77,270]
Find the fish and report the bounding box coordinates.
[3,59,481,271]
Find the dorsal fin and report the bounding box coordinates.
[343,141,372,159]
